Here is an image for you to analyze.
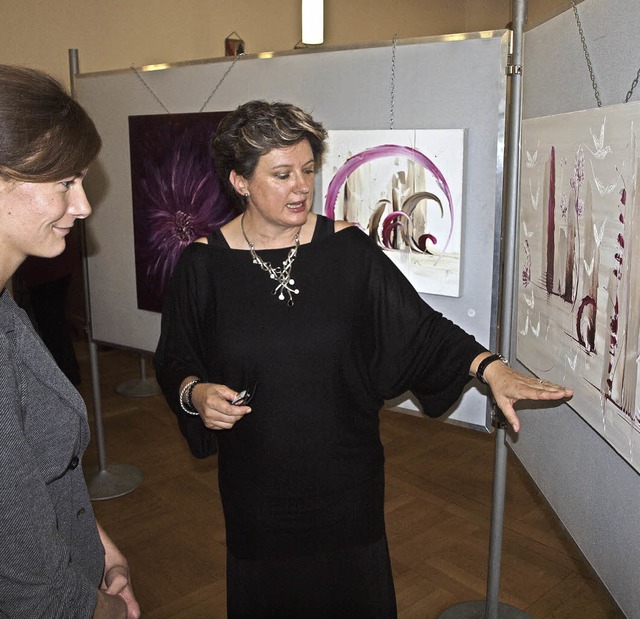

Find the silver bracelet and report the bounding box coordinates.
[179,379,201,416]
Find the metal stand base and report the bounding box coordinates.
[85,463,144,501]
[115,377,160,397]
[438,601,531,618]
[115,353,160,397]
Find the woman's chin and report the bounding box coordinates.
[38,239,67,259]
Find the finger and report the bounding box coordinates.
[495,400,520,433]
[104,571,129,595]
[531,376,571,389]
[206,404,251,420]
[119,588,141,619]
[210,384,242,402]
[503,407,520,433]
[201,406,251,430]
[537,387,574,400]
[532,380,574,398]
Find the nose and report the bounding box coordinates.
[294,172,311,194]
[70,185,92,219]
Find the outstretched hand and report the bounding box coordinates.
[478,358,573,433]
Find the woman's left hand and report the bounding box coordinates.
[97,523,141,619]
[479,359,573,433]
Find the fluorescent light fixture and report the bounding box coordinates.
[141,63,170,72]
[302,0,324,45]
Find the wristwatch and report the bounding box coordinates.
[475,353,508,385]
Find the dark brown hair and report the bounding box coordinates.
[0,65,101,182]
[211,100,327,209]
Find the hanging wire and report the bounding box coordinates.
[624,67,640,103]
[571,0,602,107]
[571,0,640,106]
[389,35,397,129]
[130,52,245,114]
[199,52,245,112]
[130,65,171,113]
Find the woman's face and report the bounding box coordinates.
[0,172,91,266]
[233,140,315,232]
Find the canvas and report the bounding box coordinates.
[322,130,465,297]
[518,101,640,471]
[129,112,236,313]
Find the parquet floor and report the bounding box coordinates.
[78,344,623,618]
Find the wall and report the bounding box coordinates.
[2,0,579,85]
[513,0,640,616]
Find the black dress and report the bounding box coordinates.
[154,216,486,617]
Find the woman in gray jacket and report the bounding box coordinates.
[0,65,140,619]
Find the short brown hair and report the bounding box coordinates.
[211,100,327,209]
[0,65,101,182]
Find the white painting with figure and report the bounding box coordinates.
[321,129,465,297]
[517,101,640,472]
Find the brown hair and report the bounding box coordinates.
[0,65,101,182]
[211,100,327,209]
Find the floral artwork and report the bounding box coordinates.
[517,102,640,471]
[129,112,237,312]
[322,130,465,297]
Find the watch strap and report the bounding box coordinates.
[475,353,508,385]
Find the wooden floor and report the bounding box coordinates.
[78,344,624,618]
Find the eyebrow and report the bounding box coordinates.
[271,159,315,170]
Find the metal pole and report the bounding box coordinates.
[68,49,108,472]
[69,49,143,499]
[485,4,528,616]
[439,1,529,617]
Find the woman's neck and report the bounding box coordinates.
[240,212,313,250]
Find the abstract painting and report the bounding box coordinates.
[322,130,465,297]
[517,101,640,471]
[129,112,237,313]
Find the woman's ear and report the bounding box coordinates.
[229,170,248,197]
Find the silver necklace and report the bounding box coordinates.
[240,215,300,306]
[571,0,640,107]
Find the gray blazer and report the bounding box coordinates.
[0,290,104,618]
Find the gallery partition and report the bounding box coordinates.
[75,31,510,431]
[512,0,640,616]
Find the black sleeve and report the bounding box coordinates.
[360,233,487,416]
[154,245,217,457]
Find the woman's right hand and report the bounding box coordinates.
[190,382,252,429]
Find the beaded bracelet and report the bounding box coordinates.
[179,379,202,416]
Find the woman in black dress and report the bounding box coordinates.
[154,100,572,618]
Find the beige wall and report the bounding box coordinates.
[1,1,574,86]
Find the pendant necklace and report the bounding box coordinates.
[240,214,300,306]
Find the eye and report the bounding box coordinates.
[276,173,290,180]
[60,179,75,189]
[303,168,315,175]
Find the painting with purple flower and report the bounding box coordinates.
[322,130,464,297]
[129,112,236,313]
[518,102,640,472]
